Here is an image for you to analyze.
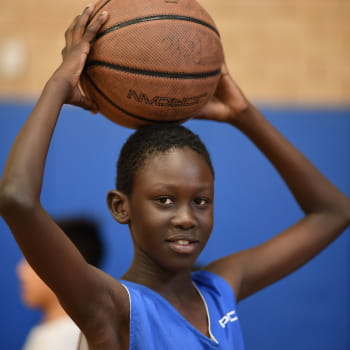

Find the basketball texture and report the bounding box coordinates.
[80,0,224,129]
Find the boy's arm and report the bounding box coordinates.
[200,65,350,302]
[0,7,128,328]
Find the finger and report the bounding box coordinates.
[220,63,229,76]
[192,97,216,119]
[65,87,97,110]
[64,15,80,50]
[83,11,109,43]
[74,93,98,112]
[72,5,95,45]
[82,98,98,112]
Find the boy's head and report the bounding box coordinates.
[116,124,214,195]
[108,124,214,271]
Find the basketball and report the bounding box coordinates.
[80,0,224,129]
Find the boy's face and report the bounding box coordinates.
[127,147,214,272]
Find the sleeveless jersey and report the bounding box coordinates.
[120,270,245,349]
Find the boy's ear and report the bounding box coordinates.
[107,190,130,224]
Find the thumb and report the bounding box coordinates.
[77,95,99,112]
[193,99,230,122]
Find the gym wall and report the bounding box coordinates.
[0,0,349,105]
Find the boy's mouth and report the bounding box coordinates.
[176,240,191,245]
[165,238,199,254]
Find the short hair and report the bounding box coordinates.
[116,123,214,195]
[56,217,104,267]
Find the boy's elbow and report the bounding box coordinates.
[331,197,350,228]
[0,182,35,217]
[343,203,350,226]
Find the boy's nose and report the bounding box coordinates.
[171,205,197,230]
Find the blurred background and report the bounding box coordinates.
[0,0,349,349]
[1,0,349,103]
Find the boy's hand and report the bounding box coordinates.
[52,5,108,110]
[194,64,249,125]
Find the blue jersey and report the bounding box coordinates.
[121,270,245,349]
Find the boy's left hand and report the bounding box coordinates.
[194,64,249,125]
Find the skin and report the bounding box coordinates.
[0,4,350,350]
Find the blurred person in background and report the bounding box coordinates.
[17,217,104,350]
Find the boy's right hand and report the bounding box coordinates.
[52,5,108,110]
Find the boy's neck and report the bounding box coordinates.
[122,264,197,301]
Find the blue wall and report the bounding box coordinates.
[0,103,349,349]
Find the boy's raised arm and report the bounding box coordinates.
[0,7,112,319]
[200,65,350,302]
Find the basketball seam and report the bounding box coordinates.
[85,61,221,79]
[95,14,220,41]
[83,72,190,124]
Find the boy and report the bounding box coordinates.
[0,5,349,350]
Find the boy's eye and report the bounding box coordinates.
[194,198,209,207]
[156,196,174,205]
